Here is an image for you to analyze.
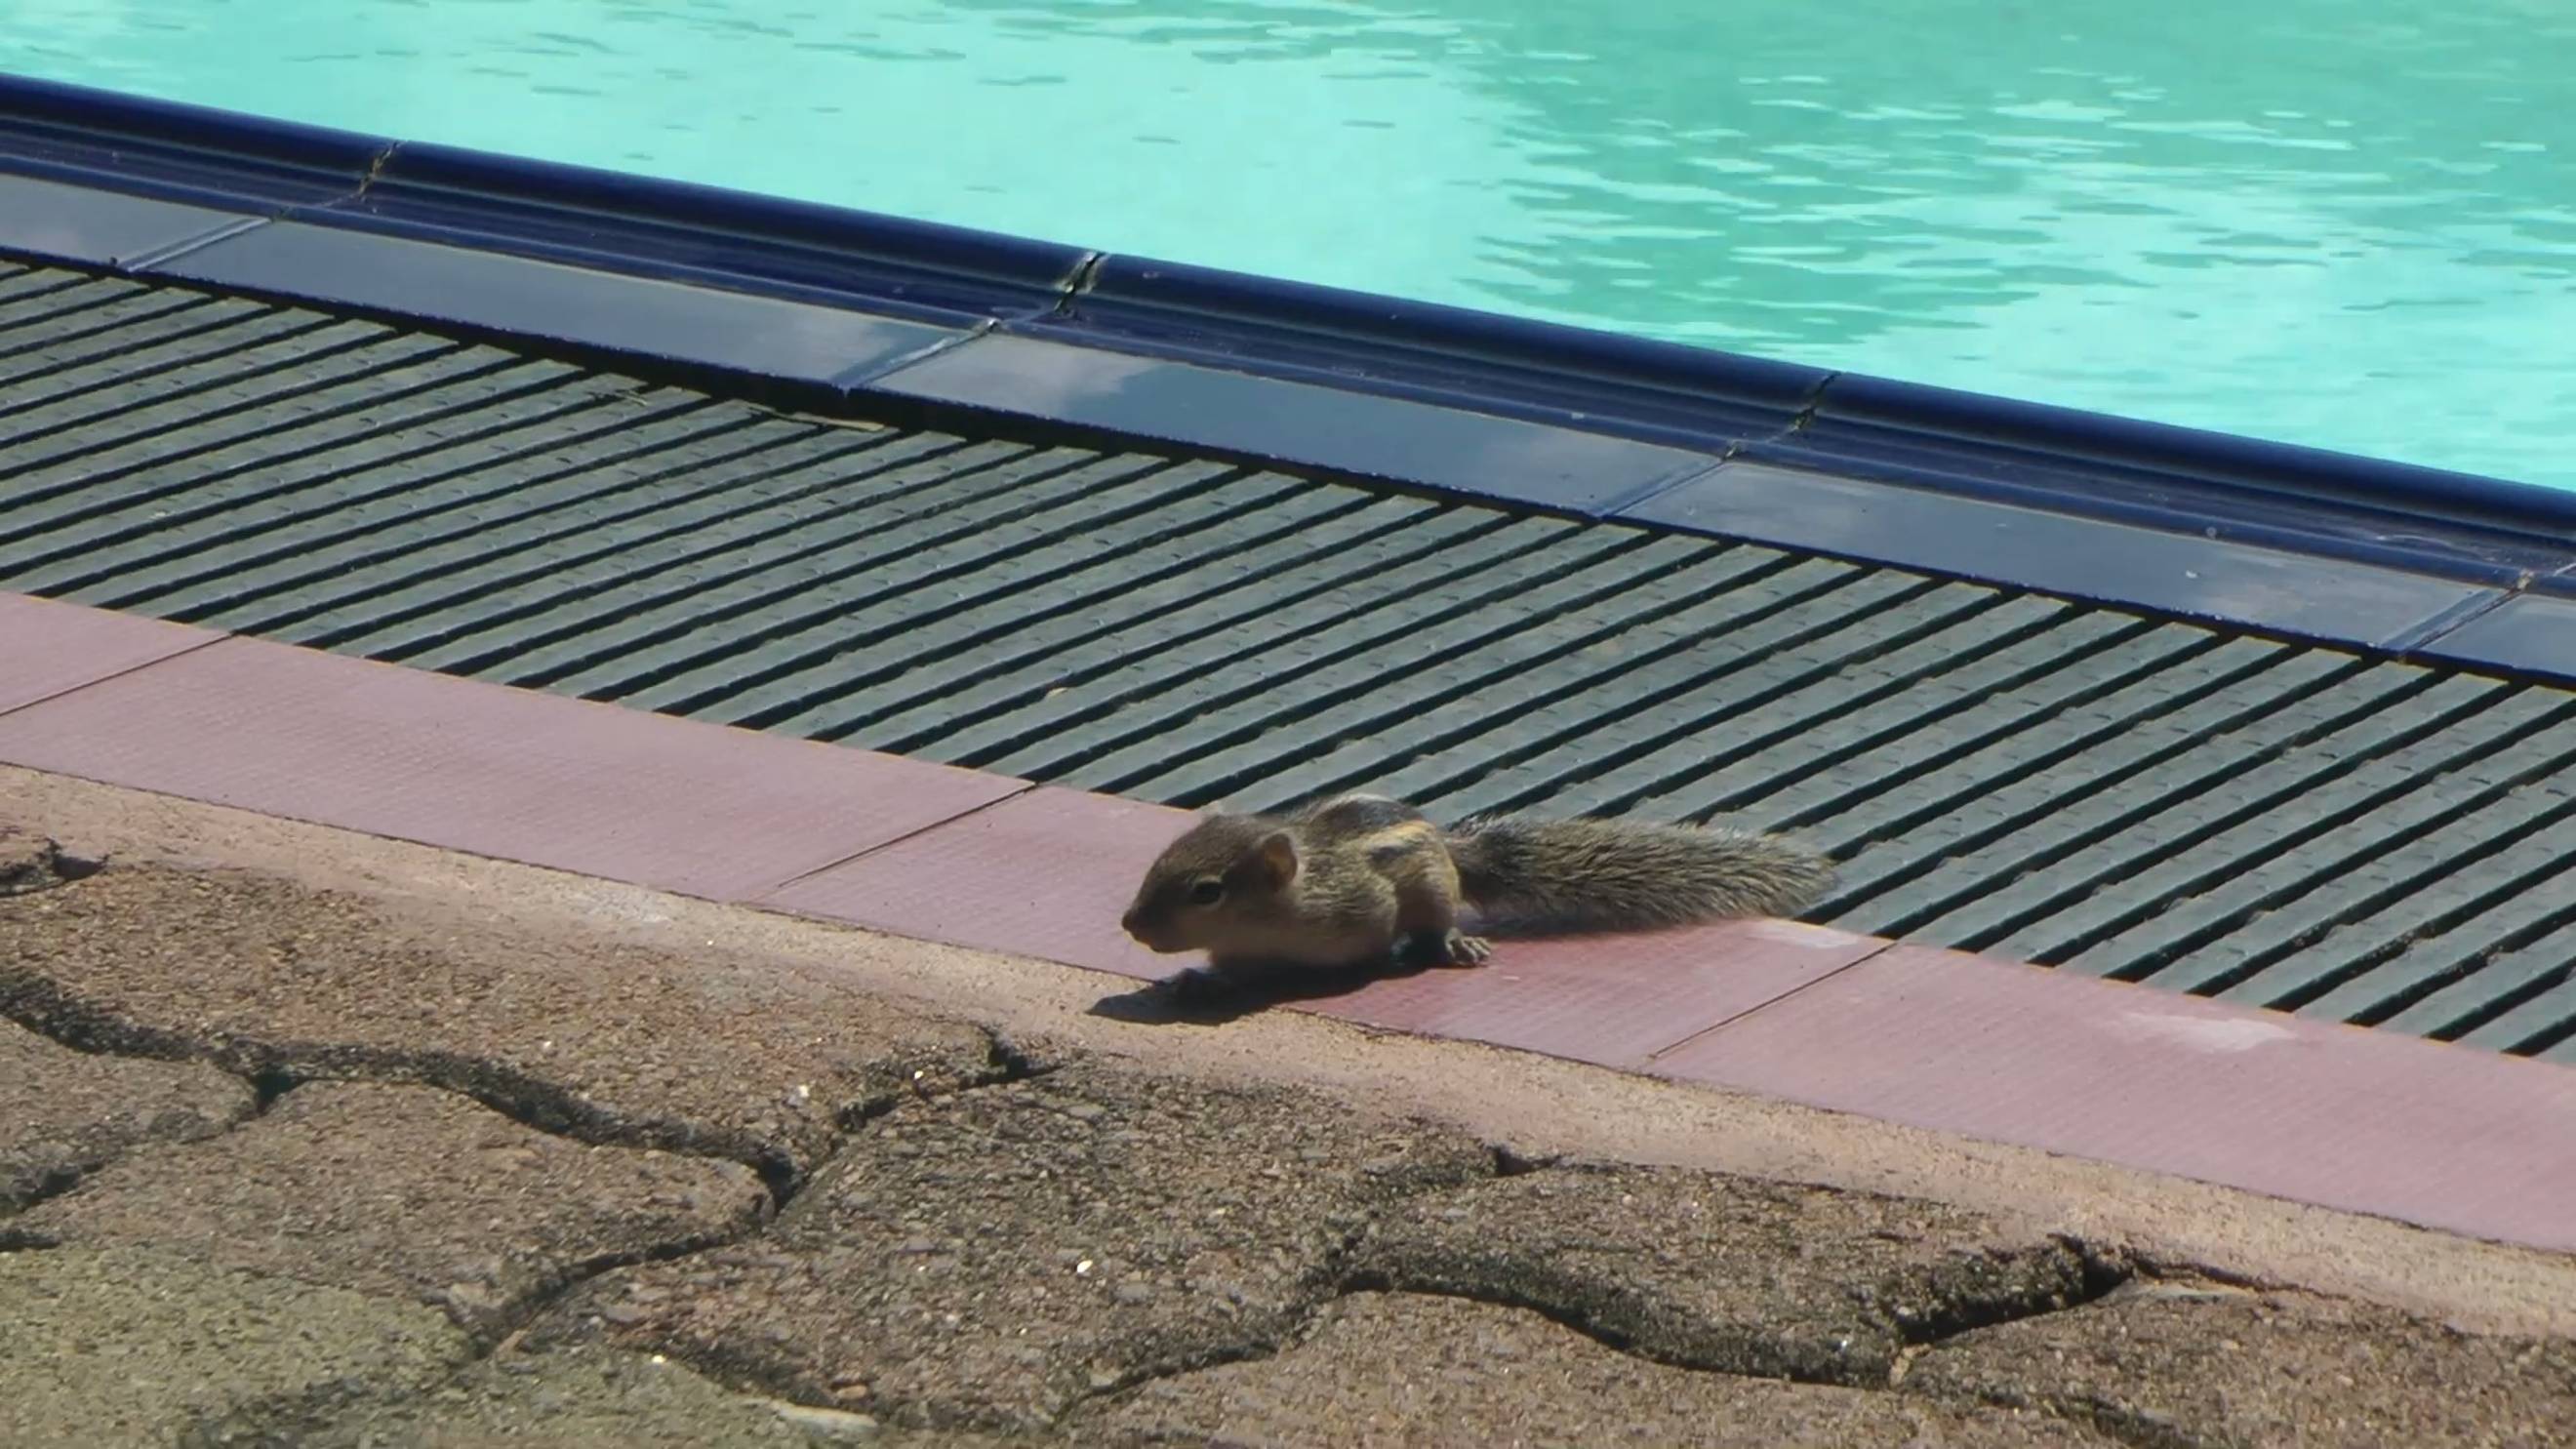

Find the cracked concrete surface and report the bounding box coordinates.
[1352,1162,2115,1387]
[0,1015,254,1213]
[4,774,2575,1447]
[0,1245,471,1447]
[1,865,1002,1182]
[544,1065,1494,1430]
[1085,1291,2119,1447]
[10,1080,771,1339]
[304,1342,1035,1448]
[304,1345,826,1447]
[1908,1280,2576,1449]
[1,823,101,897]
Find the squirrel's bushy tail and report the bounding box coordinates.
[1444,815,1832,930]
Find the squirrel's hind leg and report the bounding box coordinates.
[1383,844,1491,968]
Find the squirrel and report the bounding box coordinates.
[1119,792,1833,991]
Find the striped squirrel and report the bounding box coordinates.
[1120,793,1831,991]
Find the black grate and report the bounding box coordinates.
[4,258,2572,1062]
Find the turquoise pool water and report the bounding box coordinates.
[6,1,2572,489]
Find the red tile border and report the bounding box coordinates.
[0,592,221,716]
[761,785,1183,980]
[6,593,2573,1254]
[0,629,1026,902]
[1308,920,1888,1069]
[1654,945,2576,1251]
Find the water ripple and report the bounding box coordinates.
[4,0,2568,485]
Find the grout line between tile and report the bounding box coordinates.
[2379,584,2519,656]
[828,318,997,391]
[0,627,231,723]
[1597,393,1829,523]
[350,141,402,200]
[1593,453,1732,520]
[1641,936,1905,1064]
[122,214,269,273]
[742,778,1041,904]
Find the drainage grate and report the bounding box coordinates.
[4,257,2572,1063]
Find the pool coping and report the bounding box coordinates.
[6,589,2572,1256]
[4,71,2574,688]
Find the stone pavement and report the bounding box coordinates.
[3,812,2573,1447]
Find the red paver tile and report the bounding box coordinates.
[0,631,1026,902]
[762,785,1187,980]
[1654,944,2576,1252]
[1308,921,1889,1068]
[0,593,220,716]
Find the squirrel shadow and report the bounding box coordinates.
[1088,955,1455,1026]
[1086,917,1573,1026]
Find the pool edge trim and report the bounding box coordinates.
[3,69,2573,687]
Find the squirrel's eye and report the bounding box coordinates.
[1186,878,1226,906]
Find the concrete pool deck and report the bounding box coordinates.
[6,724,2576,1444]
[5,594,2576,1439]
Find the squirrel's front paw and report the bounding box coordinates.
[1399,928,1491,968]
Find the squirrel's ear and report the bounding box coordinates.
[1256,830,1300,889]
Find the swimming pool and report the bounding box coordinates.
[5,0,2571,489]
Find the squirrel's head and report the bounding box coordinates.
[1121,813,1301,954]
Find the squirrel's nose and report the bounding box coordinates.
[1119,907,1144,941]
